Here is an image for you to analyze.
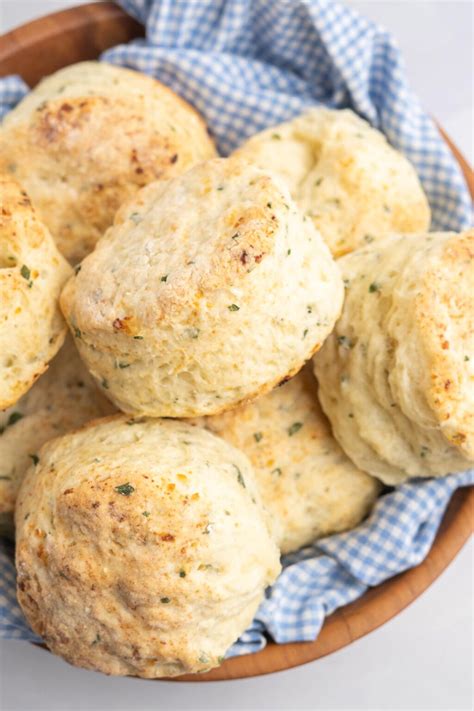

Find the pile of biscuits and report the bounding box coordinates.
[0,62,472,678]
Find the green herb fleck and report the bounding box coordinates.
[288,422,303,436]
[0,476,12,481]
[303,329,308,339]
[9,411,23,427]
[307,305,313,313]
[29,454,39,465]
[233,464,246,488]
[129,212,142,224]
[420,446,430,458]
[271,468,282,477]
[91,633,101,646]
[73,327,82,339]
[253,432,263,443]
[142,511,151,517]
[101,378,109,389]
[198,653,209,664]
[74,264,82,275]
[231,232,240,240]
[266,202,272,209]
[369,282,381,293]
[2,411,23,434]
[271,133,281,140]
[179,569,186,578]
[160,597,171,604]
[217,186,224,191]
[364,234,375,243]
[160,274,168,282]
[337,335,354,349]
[217,655,225,664]
[114,483,135,496]
[228,304,240,312]
[314,177,323,187]
[464,356,470,361]
[202,523,213,535]
[185,327,200,339]
[20,264,30,281]
[287,249,291,255]
[133,335,144,340]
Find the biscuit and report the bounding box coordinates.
[0,61,216,263]
[233,108,430,256]
[314,231,474,484]
[61,158,343,418]
[0,175,71,408]
[0,336,115,514]
[196,366,380,553]
[15,416,280,677]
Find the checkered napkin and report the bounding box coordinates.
[0,0,472,659]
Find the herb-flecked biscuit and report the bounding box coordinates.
[0,61,216,263]
[60,158,343,418]
[15,416,281,678]
[0,175,72,408]
[196,366,381,554]
[0,336,115,514]
[314,231,474,485]
[233,108,430,256]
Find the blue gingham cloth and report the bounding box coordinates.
[0,0,472,659]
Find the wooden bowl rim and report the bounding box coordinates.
[0,1,472,683]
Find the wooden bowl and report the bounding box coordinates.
[1,1,472,683]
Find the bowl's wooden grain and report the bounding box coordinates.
[0,2,144,83]
[1,0,472,683]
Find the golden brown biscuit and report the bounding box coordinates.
[314,230,474,484]
[61,158,343,417]
[233,108,430,256]
[197,366,380,553]
[0,175,71,408]
[0,61,216,263]
[15,416,280,677]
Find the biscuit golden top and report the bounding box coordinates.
[15,416,280,677]
[60,157,343,418]
[234,107,430,256]
[0,62,216,263]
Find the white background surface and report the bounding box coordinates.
[0,2,472,710]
